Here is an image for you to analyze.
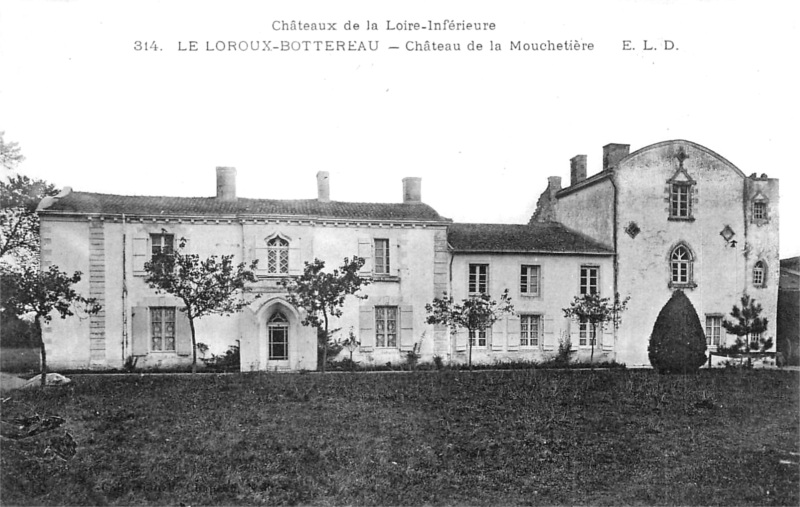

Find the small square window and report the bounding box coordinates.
[150,234,174,257]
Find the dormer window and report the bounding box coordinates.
[670,183,692,219]
[752,202,766,220]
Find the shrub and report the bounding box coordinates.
[648,290,707,373]
[202,344,240,372]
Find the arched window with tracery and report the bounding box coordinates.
[753,260,766,287]
[670,244,694,287]
[267,237,289,274]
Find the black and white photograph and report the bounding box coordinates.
[1,0,798,505]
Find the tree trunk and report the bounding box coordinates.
[189,317,197,374]
[36,318,46,387]
[590,323,596,370]
[468,328,473,371]
[321,311,329,374]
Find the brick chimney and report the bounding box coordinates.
[216,167,236,201]
[570,155,587,186]
[402,177,422,203]
[602,143,630,170]
[317,171,330,202]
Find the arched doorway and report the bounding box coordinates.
[268,312,289,361]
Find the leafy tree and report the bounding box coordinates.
[144,238,260,373]
[648,290,707,374]
[0,131,25,171]
[281,257,370,373]
[0,264,100,386]
[720,293,771,365]
[562,292,629,367]
[425,290,515,370]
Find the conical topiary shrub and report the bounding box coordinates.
[648,290,707,373]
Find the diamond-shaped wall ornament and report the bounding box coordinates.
[720,225,735,242]
[625,221,641,238]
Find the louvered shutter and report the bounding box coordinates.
[455,329,467,352]
[543,316,556,351]
[400,305,414,351]
[175,309,192,356]
[569,318,579,351]
[359,305,375,350]
[254,238,268,276]
[132,236,149,276]
[131,306,148,356]
[602,322,614,351]
[506,314,520,351]
[288,239,302,275]
[358,237,372,275]
[491,322,503,351]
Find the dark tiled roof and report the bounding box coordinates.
[448,222,613,254]
[40,191,449,222]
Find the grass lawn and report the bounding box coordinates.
[2,369,798,506]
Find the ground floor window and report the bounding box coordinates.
[520,315,542,348]
[469,328,488,348]
[150,307,176,352]
[705,315,722,346]
[375,306,398,348]
[268,312,289,360]
[579,320,596,347]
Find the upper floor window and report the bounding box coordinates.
[267,237,289,274]
[150,233,174,257]
[150,307,176,352]
[752,201,767,220]
[520,314,542,348]
[374,239,390,275]
[469,264,489,294]
[580,266,599,295]
[670,183,692,219]
[520,265,541,297]
[375,306,398,348]
[670,244,694,287]
[753,260,766,287]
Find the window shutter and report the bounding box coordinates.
[491,323,503,351]
[400,305,414,351]
[359,305,375,350]
[357,237,372,275]
[543,316,556,350]
[176,309,192,356]
[506,315,520,351]
[132,236,149,276]
[455,329,467,352]
[288,243,302,275]
[131,306,148,356]
[254,238,268,276]
[568,318,579,351]
[602,322,614,351]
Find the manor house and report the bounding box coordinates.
[37,140,779,369]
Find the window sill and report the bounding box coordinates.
[371,275,401,283]
[668,282,697,290]
[519,293,542,299]
[667,216,695,222]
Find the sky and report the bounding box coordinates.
[1,0,798,258]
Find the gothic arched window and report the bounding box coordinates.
[267,237,289,274]
[670,244,694,287]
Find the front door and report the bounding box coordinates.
[268,312,289,364]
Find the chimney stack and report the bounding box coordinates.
[317,171,330,202]
[547,176,562,196]
[570,155,587,186]
[402,177,422,203]
[602,143,630,171]
[216,167,237,201]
